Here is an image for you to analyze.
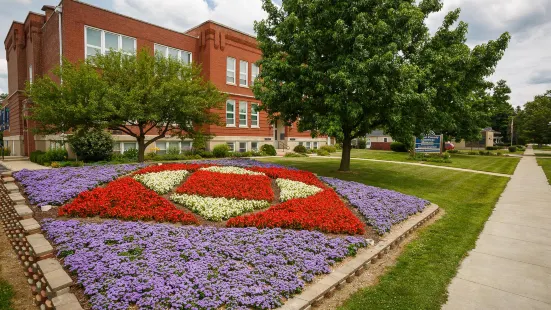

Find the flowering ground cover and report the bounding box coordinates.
[321,177,429,234]
[248,167,326,187]
[191,158,297,170]
[42,219,367,310]
[133,170,189,194]
[133,163,211,174]
[199,166,265,175]
[58,177,198,224]
[276,178,323,201]
[13,164,145,206]
[171,194,270,221]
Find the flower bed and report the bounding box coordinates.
[58,177,198,224]
[171,194,270,221]
[199,166,265,175]
[191,159,297,169]
[248,167,326,187]
[42,220,367,310]
[13,164,145,206]
[134,170,189,194]
[321,177,430,234]
[227,190,365,235]
[175,171,274,201]
[134,163,211,175]
[276,178,322,201]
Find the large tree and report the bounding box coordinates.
[27,48,226,161]
[516,91,551,145]
[253,0,510,171]
[489,80,514,142]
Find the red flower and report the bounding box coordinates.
[175,171,274,201]
[58,177,198,224]
[246,167,327,188]
[226,189,365,235]
[134,163,213,175]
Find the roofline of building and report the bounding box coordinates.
[4,21,25,46]
[185,20,257,39]
[71,0,200,39]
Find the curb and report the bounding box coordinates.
[0,173,83,310]
[280,204,440,310]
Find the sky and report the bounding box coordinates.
[1,0,550,107]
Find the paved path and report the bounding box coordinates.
[0,160,50,171]
[443,146,551,309]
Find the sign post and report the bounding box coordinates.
[414,135,443,155]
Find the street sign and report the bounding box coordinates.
[415,135,443,154]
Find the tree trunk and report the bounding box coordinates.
[137,136,146,163]
[339,136,352,171]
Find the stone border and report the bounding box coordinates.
[280,203,440,310]
[0,171,83,310]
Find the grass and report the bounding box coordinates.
[537,158,551,185]
[0,278,14,310]
[258,157,509,310]
[331,149,520,174]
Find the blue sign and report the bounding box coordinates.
[415,135,442,153]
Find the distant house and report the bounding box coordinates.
[351,130,393,150]
[455,128,501,149]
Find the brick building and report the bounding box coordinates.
[2,0,330,156]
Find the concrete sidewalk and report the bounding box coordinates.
[0,160,50,171]
[443,146,551,309]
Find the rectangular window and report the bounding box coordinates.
[226,57,236,84]
[239,142,247,153]
[181,141,193,152]
[85,26,136,59]
[154,43,192,64]
[112,142,121,154]
[305,142,311,150]
[251,142,258,151]
[156,142,167,155]
[383,138,388,143]
[313,142,319,149]
[226,100,235,127]
[226,142,235,152]
[168,142,180,153]
[239,101,248,127]
[251,103,259,127]
[239,60,248,86]
[299,142,303,146]
[123,142,137,153]
[29,65,33,84]
[251,63,259,86]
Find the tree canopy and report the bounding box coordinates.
[253,0,510,170]
[516,90,551,145]
[27,48,226,161]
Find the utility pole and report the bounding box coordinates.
[510,117,514,147]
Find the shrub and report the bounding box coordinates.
[508,146,517,152]
[260,144,277,156]
[30,151,45,163]
[68,130,114,162]
[448,149,460,154]
[284,152,307,158]
[198,151,214,158]
[357,138,367,149]
[486,146,498,151]
[468,151,478,155]
[145,152,159,161]
[167,147,180,155]
[408,153,452,163]
[316,149,330,156]
[320,145,337,153]
[293,145,307,154]
[123,148,139,160]
[30,149,68,165]
[0,147,11,156]
[390,142,408,152]
[213,144,230,158]
[335,143,342,150]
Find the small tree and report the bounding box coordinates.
[28,48,227,162]
[517,90,551,145]
[68,129,114,162]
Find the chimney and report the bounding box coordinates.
[41,5,56,22]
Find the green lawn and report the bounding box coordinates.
[0,279,14,310]
[537,158,551,185]
[259,157,509,310]
[331,149,520,174]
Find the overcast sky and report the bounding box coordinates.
[1,0,550,107]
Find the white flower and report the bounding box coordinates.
[199,166,265,176]
[170,194,270,221]
[134,170,189,194]
[276,178,322,201]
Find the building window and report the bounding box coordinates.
[305,142,311,150]
[123,142,138,153]
[226,100,235,127]
[251,63,259,86]
[251,142,258,151]
[226,142,235,152]
[239,101,248,127]
[157,142,167,155]
[181,141,193,152]
[383,138,388,143]
[49,141,64,150]
[154,44,192,64]
[85,26,136,59]
[113,142,121,154]
[251,103,259,127]
[29,65,33,84]
[227,57,236,84]
[239,142,247,153]
[313,142,318,149]
[239,60,248,86]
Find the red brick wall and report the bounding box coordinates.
[370,142,391,150]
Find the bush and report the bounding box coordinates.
[30,148,68,165]
[0,147,11,156]
[320,145,337,153]
[316,149,330,156]
[213,144,230,158]
[486,146,498,151]
[123,148,139,160]
[448,149,460,154]
[508,146,517,152]
[30,150,45,163]
[293,145,307,154]
[260,144,277,156]
[390,142,408,152]
[68,130,114,162]
[284,152,307,158]
[357,138,367,149]
[197,151,214,158]
[409,153,452,163]
[145,152,160,161]
[167,147,180,155]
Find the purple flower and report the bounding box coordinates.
[320,177,430,234]
[42,219,366,310]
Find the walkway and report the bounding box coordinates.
[443,146,551,309]
[0,160,50,171]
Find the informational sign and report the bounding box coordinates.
[415,135,442,153]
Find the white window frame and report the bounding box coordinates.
[313,142,319,149]
[227,57,236,85]
[226,142,235,152]
[251,142,258,152]
[154,43,192,64]
[181,141,193,152]
[239,101,248,128]
[116,142,138,154]
[226,100,236,127]
[305,142,312,150]
[251,103,259,128]
[239,60,248,87]
[251,63,259,86]
[238,142,247,153]
[84,26,136,59]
